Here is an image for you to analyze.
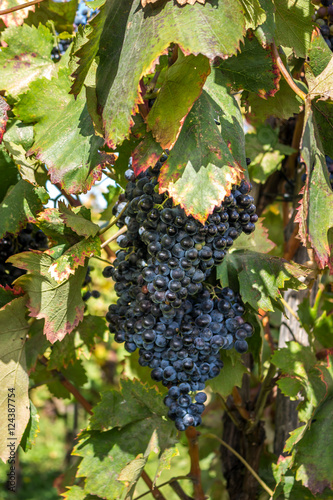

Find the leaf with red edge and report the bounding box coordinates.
[295,105,333,272]
[87,0,245,148]
[13,67,104,195]
[58,202,100,238]
[8,252,86,343]
[0,0,35,27]
[0,97,10,144]
[146,52,211,149]
[157,91,244,223]
[49,236,101,283]
[132,131,163,176]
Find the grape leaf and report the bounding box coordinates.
[25,0,78,34]
[157,91,245,223]
[0,145,19,204]
[89,0,245,148]
[13,67,105,195]
[217,250,313,312]
[58,202,100,238]
[204,68,247,169]
[208,351,247,397]
[307,28,333,78]
[49,236,101,283]
[146,52,211,149]
[231,218,276,254]
[218,36,279,98]
[61,486,87,500]
[25,319,49,370]
[305,57,333,101]
[294,396,333,495]
[295,106,333,272]
[254,0,275,47]
[8,252,87,343]
[73,379,178,499]
[0,180,47,238]
[20,400,40,452]
[243,79,305,124]
[239,0,266,30]
[0,296,30,463]
[0,23,56,98]
[0,96,10,143]
[312,98,333,160]
[0,0,35,27]
[274,0,314,58]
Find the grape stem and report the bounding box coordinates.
[185,427,206,500]
[140,471,167,500]
[100,225,127,249]
[280,296,300,322]
[39,356,93,415]
[271,42,307,102]
[99,202,129,235]
[0,0,44,15]
[134,476,193,500]
[203,433,274,498]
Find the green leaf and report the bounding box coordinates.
[90,378,167,431]
[0,145,19,204]
[8,252,87,343]
[58,202,100,237]
[307,28,333,78]
[254,0,275,46]
[274,0,314,58]
[157,91,244,223]
[36,207,80,247]
[0,24,56,98]
[217,251,312,312]
[0,96,10,143]
[61,485,87,500]
[74,379,178,500]
[92,0,245,148]
[25,0,78,34]
[295,106,333,272]
[232,218,276,253]
[100,184,122,221]
[218,36,279,97]
[240,0,266,30]
[243,79,305,124]
[0,180,46,238]
[13,68,105,195]
[146,52,211,149]
[294,396,333,494]
[271,343,330,422]
[0,297,30,463]
[204,68,247,169]
[305,57,333,101]
[312,99,333,160]
[20,400,40,452]
[208,351,247,397]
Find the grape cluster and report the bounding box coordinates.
[104,158,256,430]
[314,0,333,50]
[0,224,48,287]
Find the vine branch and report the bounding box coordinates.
[134,476,192,500]
[140,471,167,500]
[0,0,44,15]
[203,433,274,498]
[272,42,307,101]
[185,427,206,500]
